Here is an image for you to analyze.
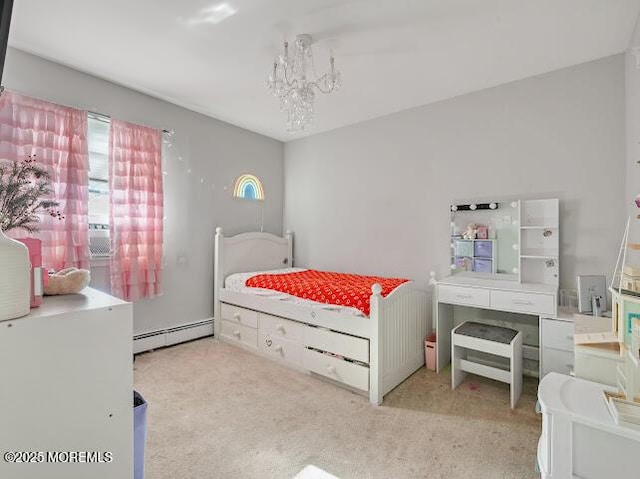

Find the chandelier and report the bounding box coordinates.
[266,34,341,132]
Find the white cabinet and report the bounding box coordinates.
[537,373,640,479]
[0,288,133,479]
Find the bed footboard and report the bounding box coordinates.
[369,282,429,405]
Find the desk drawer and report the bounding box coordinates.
[303,348,369,391]
[258,331,303,366]
[438,285,490,307]
[221,303,258,329]
[221,320,258,349]
[541,318,574,352]
[303,326,369,364]
[541,347,574,378]
[259,313,304,342]
[490,291,555,315]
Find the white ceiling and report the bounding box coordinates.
[9,0,640,142]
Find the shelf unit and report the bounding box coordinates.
[450,238,497,274]
[518,199,559,287]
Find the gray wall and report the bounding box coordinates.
[285,55,626,291]
[3,47,284,335]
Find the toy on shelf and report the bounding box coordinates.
[462,223,478,240]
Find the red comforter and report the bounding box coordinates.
[245,269,409,316]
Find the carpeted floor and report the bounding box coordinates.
[134,338,541,479]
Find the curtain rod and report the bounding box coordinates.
[1,85,172,134]
[87,110,172,134]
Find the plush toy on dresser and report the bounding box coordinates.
[45,268,91,295]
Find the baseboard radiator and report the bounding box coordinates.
[133,318,214,354]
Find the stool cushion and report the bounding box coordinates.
[454,321,518,344]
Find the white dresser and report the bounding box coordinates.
[0,288,133,479]
[537,373,640,478]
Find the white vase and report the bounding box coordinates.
[0,228,30,321]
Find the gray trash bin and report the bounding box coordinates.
[133,391,148,479]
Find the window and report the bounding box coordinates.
[87,114,111,257]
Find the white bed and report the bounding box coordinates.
[214,228,429,405]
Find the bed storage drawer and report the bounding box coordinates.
[303,348,369,391]
[259,313,304,342]
[258,331,303,366]
[438,285,490,308]
[303,326,369,363]
[490,290,555,315]
[221,319,257,349]
[221,303,258,328]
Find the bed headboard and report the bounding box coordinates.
[214,227,293,281]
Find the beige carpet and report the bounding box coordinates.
[134,338,541,479]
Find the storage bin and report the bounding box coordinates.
[425,333,436,371]
[473,258,493,273]
[474,240,493,258]
[454,256,472,271]
[134,391,148,479]
[453,240,474,258]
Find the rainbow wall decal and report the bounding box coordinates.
[233,173,265,201]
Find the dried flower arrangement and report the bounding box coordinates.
[0,155,63,234]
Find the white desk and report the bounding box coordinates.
[434,274,560,374]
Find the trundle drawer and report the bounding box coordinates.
[303,348,369,391]
[541,318,574,352]
[221,303,258,328]
[438,285,490,308]
[221,320,257,349]
[259,313,304,342]
[490,290,555,315]
[258,331,303,366]
[303,326,369,363]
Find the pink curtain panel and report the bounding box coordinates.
[0,90,90,271]
[109,119,163,301]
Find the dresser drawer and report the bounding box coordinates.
[221,303,258,329]
[259,313,304,342]
[438,285,490,308]
[490,290,555,315]
[303,348,369,391]
[303,326,369,363]
[221,320,258,349]
[541,318,574,352]
[258,331,303,366]
[541,347,574,378]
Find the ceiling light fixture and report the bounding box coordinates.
[266,34,341,133]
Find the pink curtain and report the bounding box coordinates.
[109,119,163,301]
[0,91,89,270]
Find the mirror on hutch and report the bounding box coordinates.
[450,198,559,286]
